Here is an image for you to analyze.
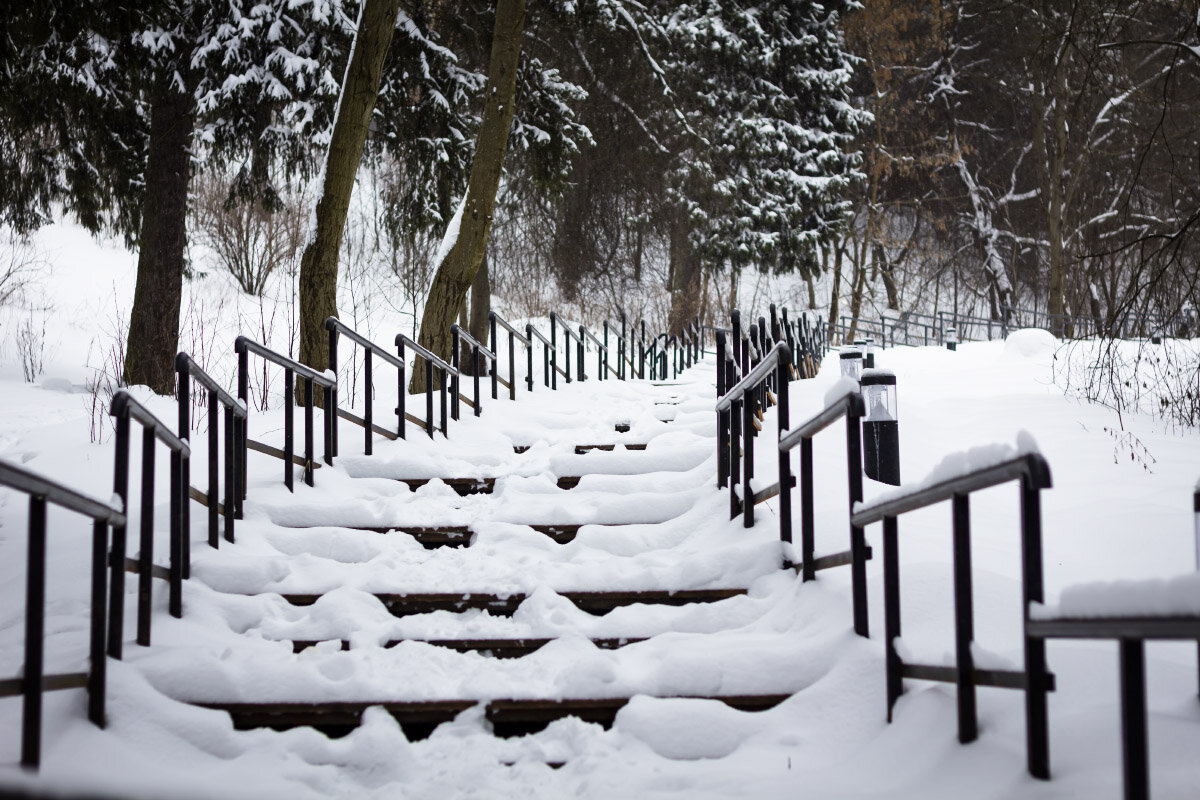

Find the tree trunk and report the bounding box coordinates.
[123,84,195,394]
[465,251,491,375]
[297,0,402,389]
[667,216,701,334]
[412,0,524,392]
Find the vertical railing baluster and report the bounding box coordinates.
[952,492,977,743]
[883,515,902,720]
[328,324,340,458]
[223,406,235,543]
[303,378,314,487]
[137,427,155,646]
[1119,639,1149,800]
[364,347,374,455]
[283,367,294,492]
[425,361,434,438]
[208,390,219,549]
[847,408,868,638]
[22,494,47,768]
[88,517,107,728]
[1022,476,1051,779]
[800,436,815,581]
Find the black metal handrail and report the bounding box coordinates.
[549,312,581,387]
[326,318,410,457]
[579,324,607,380]
[236,336,334,492]
[715,339,791,528]
[776,384,868,636]
[176,354,245,551]
[525,322,553,390]
[0,458,122,768]
[450,323,498,418]
[395,332,458,439]
[851,451,1054,780]
[108,390,192,658]
[489,311,531,400]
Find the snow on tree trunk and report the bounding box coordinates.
[297,0,403,389]
[412,0,525,393]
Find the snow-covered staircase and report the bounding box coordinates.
[138,361,799,745]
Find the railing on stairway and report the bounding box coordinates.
[235,336,335,491]
[326,317,407,456]
[779,381,870,637]
[851,451,1056,779]
[525,322,554,390]
[176,353,245,546]
[5,304,731,774]
[450,323,498,418]
[579,324,607,381]
[395,332,457,439]
[489,311,531,400]
[0,458,122,768]
[715,337,791,526]
[108,390,191,652]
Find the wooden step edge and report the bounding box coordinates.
[280,588,749,617]
[288,636,649,656]
[511,443,650,454]
[396,476,583,494]
[197,693,792,739]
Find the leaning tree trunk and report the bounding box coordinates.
[123,84,195,394]
[297,0,403,389]
[464,251,491,375]
[412,0,525,392]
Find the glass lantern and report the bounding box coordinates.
[839,348,863,380]
[861,372,897,422]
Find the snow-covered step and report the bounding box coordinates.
[196,694,791,740]
[278,588,749,617]
[287,636,649,657]
[274,522,653,547]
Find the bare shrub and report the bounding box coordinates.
[1055,337,1200,433]
[84,292,129,443]
[190,172,308,295]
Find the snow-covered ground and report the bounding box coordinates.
[1,228,1199,798]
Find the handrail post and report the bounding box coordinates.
[730,393,741,519]
[639,320,646,379]
[283,367,294,492]
[439,367,448,436]
[883,515,902,719]
[525,324,535,391]
[473,343,482,416]
[508,330,516,400]
[208,390,219,548]
[847,408,868,637]
[565,327,573,384]
[364,347,374,455]
[952,492,977,743]
[1022,475,1051,779]
[742,380,754,528]
[716,331,729,489]
[777,349,792,558]
[800,436,815,581]
[424,361,434,438]
[175,359,190,581]
[451,326,461,421]
[223,406,235,541]
[550,314,558,389]
[87,517,107,728]
[137,426,155,645]
[168,443,182,619]
[22,495,46,768]
[303,378,314,487]
[397,339,407,439]
[236,341,248,508]
[328,324,339,458]
[620,312,627,380]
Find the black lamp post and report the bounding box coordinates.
[861,369,900,486]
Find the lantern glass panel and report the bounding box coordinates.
[840,353,863,380]
[863,383,897,422]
